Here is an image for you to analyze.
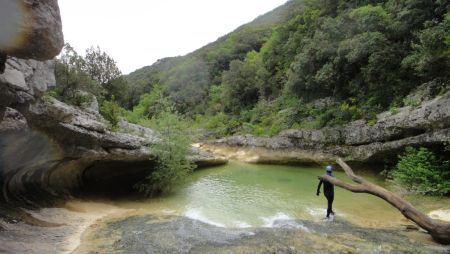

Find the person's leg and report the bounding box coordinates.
[326,196,332,218]
[329,195,334,215]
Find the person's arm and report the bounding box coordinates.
[316,178,323,196]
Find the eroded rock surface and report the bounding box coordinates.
[0,97,227,201]
[0,57,56,116]
[74,215,448,254]
[206,92,450,165]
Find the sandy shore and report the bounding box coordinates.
[0,200,128,254]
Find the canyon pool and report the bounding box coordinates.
[114,161,418,228]
[73,162,450,253]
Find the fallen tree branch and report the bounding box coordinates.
[319,158,450,244]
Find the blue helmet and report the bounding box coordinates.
[326,165,333,172]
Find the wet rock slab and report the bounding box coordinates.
[75,215,449,254]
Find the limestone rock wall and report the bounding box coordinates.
[207,91,450,165]
[1,0,63,123]
[0,96,226,202]
[0,0,226,202]
[0,57,56,116]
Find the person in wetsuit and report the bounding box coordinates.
[316,165,335,218]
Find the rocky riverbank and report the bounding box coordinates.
[74,213,449,254]
[203,90,450,166]
[2,200,448,254]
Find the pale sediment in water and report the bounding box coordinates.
[0,201,128,254]
[200,144,332,165]
[428,209,450,222]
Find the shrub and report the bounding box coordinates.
[389,105,399,115]
[391,147,450,196]
[100,100,123,129]
[403,98,420,108]
[134,110,195,196]
[73,92,94,107]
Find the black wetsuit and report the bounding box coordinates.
[317,178,334,217]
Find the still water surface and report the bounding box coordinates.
[114,161,450,229]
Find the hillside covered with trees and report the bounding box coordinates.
[123,0,449,136]
[49,0,450,196]
[52,0,449,137]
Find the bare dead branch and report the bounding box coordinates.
[318,158,450,244]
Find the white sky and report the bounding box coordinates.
[59,0,288,74]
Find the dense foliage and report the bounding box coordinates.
[134,108,195,196]
[126,0,450,136]
[52,45,197,196]
[52,43,131,110]
[99,99,123,129]
[391,146,450,196]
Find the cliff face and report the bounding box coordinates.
[0,95,227,202]
[205,91,450,165]
[0,0,63,118]
[0,1,225,203]
[0,0,64,203]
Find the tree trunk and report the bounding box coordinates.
[319,158,450,244]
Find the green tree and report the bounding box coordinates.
[100,99,123,129]
[134,109,195,196]
[53,43,104,104]
[402,12,450,79]
[53,44,132,109]
[83,46,130,105]
[83,46,122,86]
[391,147,450,196]
[221,59,260,114]
[164,57,210,114]
[127,85,172,123]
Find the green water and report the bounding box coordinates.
[116,161,450,229]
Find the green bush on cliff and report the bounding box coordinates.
[391,146,450,196]
[100,99,123,129]
[134,109,195,196]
